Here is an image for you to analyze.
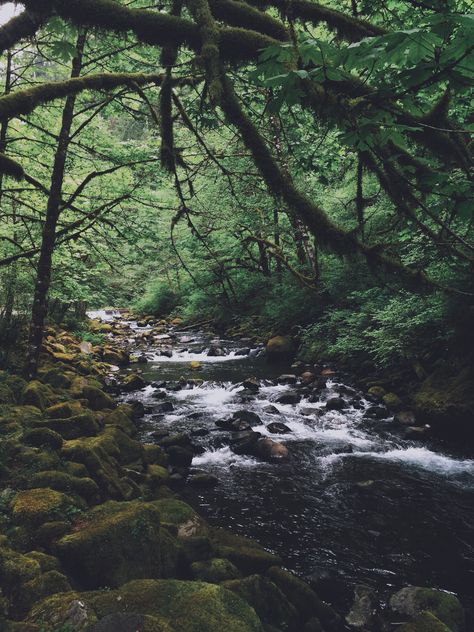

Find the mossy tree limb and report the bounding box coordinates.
[0,9,47,54]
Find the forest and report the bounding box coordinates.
[0,0,473,631]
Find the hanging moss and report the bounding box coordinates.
[0,72,165,122]
[0,9,46,55]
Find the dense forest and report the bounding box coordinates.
[0,0,473,631]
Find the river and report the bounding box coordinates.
[92,311,474,621]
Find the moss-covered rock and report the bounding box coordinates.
[210,528,282,574]
[223,574,298,631]
[383,392,403,410]
[4,375,27,401]
[20,381,55,411]
[143,443,167,465]
[38,412,101,440]
[266,336,295,362]
[103,407,136,436]
[45,401,83,419]
[152,498,207,538]
[23,551,61,573]
[367,385,385,400]
[12,488,78,528]
[122,374,146,391]
[389,587,465,632]
[16,570,71,616]
[147,464,169,489]
[191,557,241,583]
[266,566,343,631]
[397,611,453,632]
[29,470,99,501]
[55,500,176,588]
[82,386,116,411]
[0,546,41,591]
[40,366,73,389]
[23,428,63,451]
[0,383,15,405]
[28,579,264,631]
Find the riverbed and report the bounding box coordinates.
[93,311,474,620]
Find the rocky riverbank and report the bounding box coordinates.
[0,315,470,631]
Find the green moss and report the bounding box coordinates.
[0,546,41,590]
[55,500,175,588]
[16,570,71,617]
[383,392,403,410]
[23,551,61,573]
[398,612,452,632]
[147,464,170,489]
[82,386,115,411]
[210,528,281,573]
[143,443,167,465]
[12,488,78,528]
[152,498,208,537]
[29,470,99,501]
[223,574,298,629]
[23,428,63,451]
[40,367,73,389]
[45,401,83,419]
[38,412,101,440]
[390,587,465,632]
[0,383,15,405]
[192,558,241,585]
[20,381,55,411]
[103,407,136,436]
[29,579,264,631]
[0,152,24,180]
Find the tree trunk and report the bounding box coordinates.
[25,32,86,378]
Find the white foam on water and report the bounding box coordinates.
[174,383,236,409]
[193,446,259,468]
[148,350,250,363]
[363,446,474,477]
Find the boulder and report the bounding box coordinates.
[230,431,261,456]
[394,410,417,426]
[363,405,387,420]
[232,410,262,426]
[266,422,291,435]
[211,528,282,574]
[242,378,260,392]
[55,500,173,588]
[383,392,403,410]
[266,336,295,362]
[29,470,99,501]
[325,397,346,412]
[12,488,78,528]
[83,386,116,411]
[28,579,264,632]
[208,346,225,357]
[367,385,385,401]
[273,391,301,405]
[345,584,377,630]
[39,412,101,440]
[23,428,63,451]
[389,586,465,632]
[21,381,55,411]
[187,473,219,488]
[277,374,297,385]
[255,438,289,461]
[262,405,280,415]
[122,374,146,391]
[191,558,241,583]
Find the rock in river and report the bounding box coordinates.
[267,422,292,435]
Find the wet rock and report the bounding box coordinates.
[263,405,280,415]
[332,444,353,455]
[383,392,403,410]
[237,388,259,402]
[255,438,289,461]
[121,374,146,391]
[404,425,431,439]
[321,368,336,377]
[277,374,297,385]
[389,586,465,632]
[212,528,282,573]
[363,405,388,420]
[187,473,219,487]
[158,432,191,448]
[345,584,377,629]
[151,380,167,388]
[267,422,291,434]
[127,399,145,419]
[152,389,167,399]
[242,377,260,392]
[230,431,261,455]
[208,345,225,357]
[397,612,453,631]
[266,335,295,362]
[301,371,316,384]
[155,401,174,413]
[167,383,183,392]
[367,385,386,401]
[167,445,193,467]
[325,397,346,411]
[191,428,210,437]
[232,410,262,426]
[300,407,318,416]
[394,410,417,426]
[191,557,241,583]
[160,349,173,358]
[235,348,250,356]
[83,386,116,411]
[273,391,301,405]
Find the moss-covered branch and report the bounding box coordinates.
[0,9,46,54]
[208,0,288,40]
[189,0,224,103]
[0,72,166,122]
[0,152,24,180]
[18,0,277,62]
[247,0,386,41]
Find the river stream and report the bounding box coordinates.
[92,311,474,620]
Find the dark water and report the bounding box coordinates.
[96,313,474,619]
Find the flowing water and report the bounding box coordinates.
[93,311,474,618]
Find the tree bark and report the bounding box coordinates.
[25,32,86,378]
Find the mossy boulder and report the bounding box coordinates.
[266,336,295,362]
[103,407,136,436]
[83,386,116,411]
[41,366,73,389]
[45,401,83,419]
[122,374,146,391]
[147,464,169,489]
[23,428,63,451]
[389,587,465,632]
[367,385,385,401]
[266,566,343,631]
[38,412,101,440]
[383,392,403,410]
[28,579,264,632]
[16,570,71,617]
[414,366,474,437]
[0,546,41,592]
[55,500,176,588]
[223,574,298,631]
[398,611,453,631]
[12,488,78,528]
[191,557,241,583]
[20,381,56,411]
[23,551,61,573]
[29,470,99,501]
[4,375,27,401]
[210,528,282,574]
[152,498,207,538]
[143,443,167,465]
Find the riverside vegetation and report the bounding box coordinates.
[0,0,473,630]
